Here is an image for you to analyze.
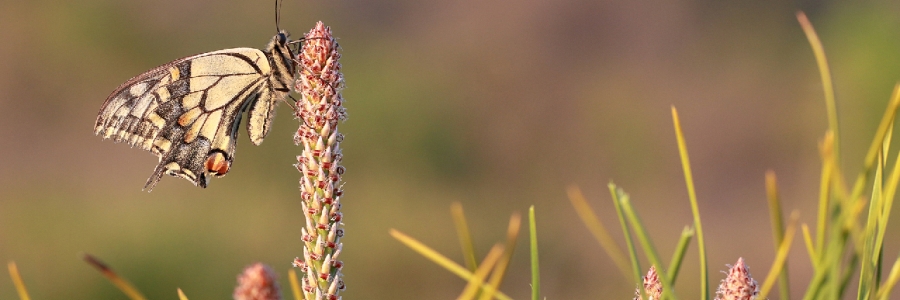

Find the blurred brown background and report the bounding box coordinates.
[2,0,900,299]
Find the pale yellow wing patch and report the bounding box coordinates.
[95,38,295,191]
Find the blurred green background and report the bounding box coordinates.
[2,0,900,299]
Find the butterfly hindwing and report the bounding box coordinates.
[95,33,296,191]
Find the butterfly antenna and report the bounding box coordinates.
[275,0,282,32]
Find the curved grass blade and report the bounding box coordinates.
[797,11,839,162]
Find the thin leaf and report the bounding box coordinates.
[529,206,541,300]
[858,152,886,300]
[667,226,694,285]
[609,183,643,286]
[875,252,900,300]
[801,224,817,268]
[797,11,839,162]
[671,106,709,300]
[619,192,679,300]
[816,132,835,256]
[848,83,900,206]
[452,202,479,272]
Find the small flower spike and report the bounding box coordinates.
[714,257,759,300]
[642,265,662,300]
[233,263,281,300]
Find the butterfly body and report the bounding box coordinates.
[95,32,296,191]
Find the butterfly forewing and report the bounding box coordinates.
[95,34,296,191]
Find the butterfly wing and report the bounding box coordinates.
[96,47,290,191]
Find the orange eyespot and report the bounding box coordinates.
[204,152,230,176]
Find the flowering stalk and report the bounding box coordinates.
[291,21,347,300]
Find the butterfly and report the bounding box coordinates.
[95,25,298,191]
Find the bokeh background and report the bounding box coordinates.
[2,0,900,299]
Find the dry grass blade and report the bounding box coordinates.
[479,213,522,300]
[451,202,479,272]
[7,261,31,300]
[566,185,631,278]
[758,211,800,299]
[458,244,505,300]
[390,229,512,300]
[177,288,189,300]
[83,254,147,300]
[765,171,791,300]
[288,269,303,300]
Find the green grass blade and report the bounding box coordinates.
[876,139,900,284]
[619,192,679,300]
[609,183,643,285]
[875,252,900,300]
[801,224,817,268]
[666,226,694,285]
[816,132,835,256]
[671,106,708,300]
[529,206,541,300]
[451,202,479,273]
[797,11,839,162]
[567,185,631,279]
[858,154,885,300]
[848,84,900,206]
[759,211,799,299]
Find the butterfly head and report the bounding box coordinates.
[267,30,298,79]
[277,31,289,46]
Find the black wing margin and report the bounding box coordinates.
[95,50,272,191]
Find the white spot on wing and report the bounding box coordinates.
[129,82,148,96]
